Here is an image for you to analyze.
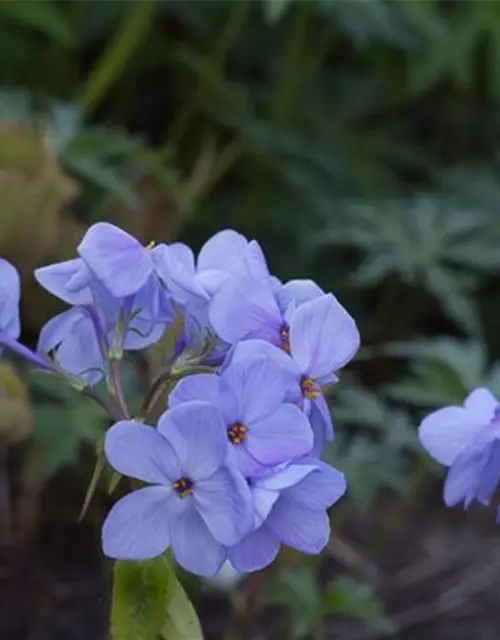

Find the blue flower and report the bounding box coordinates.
[170,355,314,476]
[228,459,346,572]
[156,229,271,310]
[36,259,173,384]
[419,388,500,514]
[225,294,360,453]
[77,222,159,298]
[102,401,253,576]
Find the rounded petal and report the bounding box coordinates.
[198,229,249,275]
[252,486,280,526]
[282,462,346,511]
[171,507,226,576]
[309,393,334,457]
[105,420,180,483]
[158,401,228,481]
[267,500,330,554]
[254,462,318,491]
[35,259,94,305]
[230,443,267,477]
[229,526,280,572]
[276,279,324,314]
[38,308,82,353]
[169,374,222,408]
[196,467,253,545]
[244,240,270,281]
[78,222,152,297]
[53,312,104,385]
[156,243,208,306]
[209,278,282,346]
[419,406,483,466]
[0,258,20,336]
[290,294,360,378]
[230,339,301,396]
[464,388,498,423]
[247,404,313,465]
[224,356,287,423]
[102,486,173,560]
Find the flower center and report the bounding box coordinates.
[227,422,248,445]
[279,323,291,354]
[172,477,194,498]
[301,376,320,399]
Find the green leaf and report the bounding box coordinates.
[0,0,72,45]
[112,558,170,640]
[82,0,157,113]
[323,576,395,633]
[262,0,293,25]
[160,564,203,640]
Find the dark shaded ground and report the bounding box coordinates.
[2,469,500,640]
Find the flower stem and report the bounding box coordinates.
[139,364,214,420]
[107,357,130,419]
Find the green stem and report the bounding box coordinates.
[107,357,130,420]
[166,0,249,151]
[139,365,215,420]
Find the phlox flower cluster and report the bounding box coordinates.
[0,222,360,577]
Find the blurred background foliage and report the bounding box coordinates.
[3,1,500,639]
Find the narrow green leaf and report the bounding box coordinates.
[111,558,170,640]
[0,0,72,45]
[81,0,157,113]
[108,471,122,494]
[79,452,106,522]
[161,564,203,640]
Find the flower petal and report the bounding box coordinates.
[229,526,280,572]
[276,279,324,314]
[419,406,483,466]
[464,387,498,424]
[53,312,104,385]
[282,461,346,510]
[156,243,208,306]
[169,374,222,408]
[254,462,318,491]
[78,222,152,297]
[102,486,173,560]
[244,240,270,280]
[158,401,228,481]
[443,443,490,507]
[209,278,282,346]
[0,258,20,337]
[35,259,94,305]
[230,339,301,397]
[105,420,180,483]
[267,499,330,554]
[171,507,226,576]
[290,294,360,378]
[224,356,287,423]
[308,393,334,457]
[198,229,249,275]
[247,403,313,465]
[38,308,82,353]
[195,467,253,545]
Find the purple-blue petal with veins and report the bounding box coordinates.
[78,222,153,297]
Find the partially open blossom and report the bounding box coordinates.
[419,388,500,516]
[228,459,346,572]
